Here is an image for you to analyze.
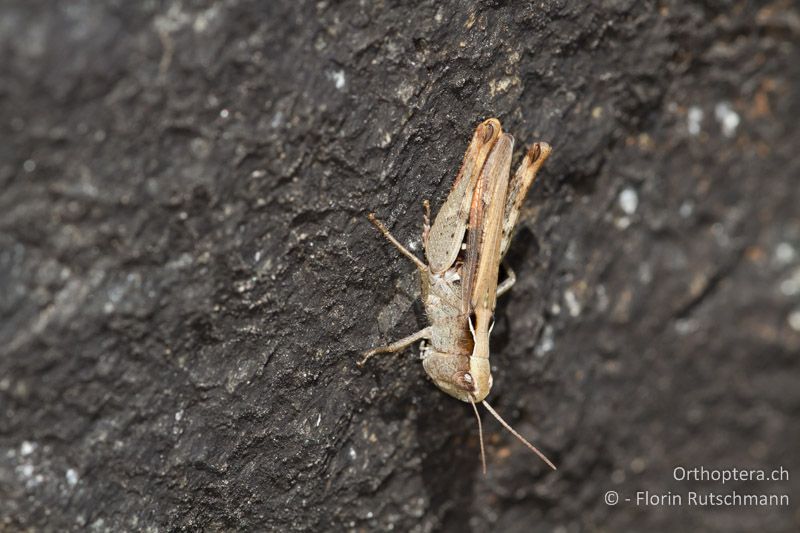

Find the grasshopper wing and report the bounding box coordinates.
[425,118,501,274]
[499,142,551,260]
[461,133,514,315]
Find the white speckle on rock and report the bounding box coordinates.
[108,283,127,304]
[687,106,703,136]
[679,200,694,218]
[711,222,730,247]
[596,285,609,312]
[23,159,36,172]
[536,325,555,357]
[174,409,184,422]
[774,242,796,266]
[270,111,284,128]
[219,108,230,119]
[675,318,699,335]
[714,102,740,138]
[396,80,415,104]
[788,310,800,332]
[18,464,34,478]
[638,263,653,284]
[615,216,631,230]
[564,289,581,317]
[618,187,638,215]
[348,447,357,460]
[20,441,36,456]
[189,137,211,159]
[780,267,800,296]
[193,5,219,33]
[489,76,515,96]
[154,4,191,33]
[66,468,79,487]
[329,69,346,90]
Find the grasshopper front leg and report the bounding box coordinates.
[367,214,427,271]
[359,326,432,366]
[496,263,516,298]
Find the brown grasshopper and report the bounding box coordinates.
[360,118,554,472]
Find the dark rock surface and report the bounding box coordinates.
[1,1,798,531]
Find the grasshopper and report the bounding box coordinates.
[360,118,554,473]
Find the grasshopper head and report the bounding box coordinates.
[422,352,493,403]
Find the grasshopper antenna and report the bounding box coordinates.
[468,396,487,475]
[482,399,557,471]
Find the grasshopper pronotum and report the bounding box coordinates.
[360,118,554,473]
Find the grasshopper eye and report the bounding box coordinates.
[454,371,476,392]
[450,370,475,392]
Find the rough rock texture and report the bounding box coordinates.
[1,1,798,531]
